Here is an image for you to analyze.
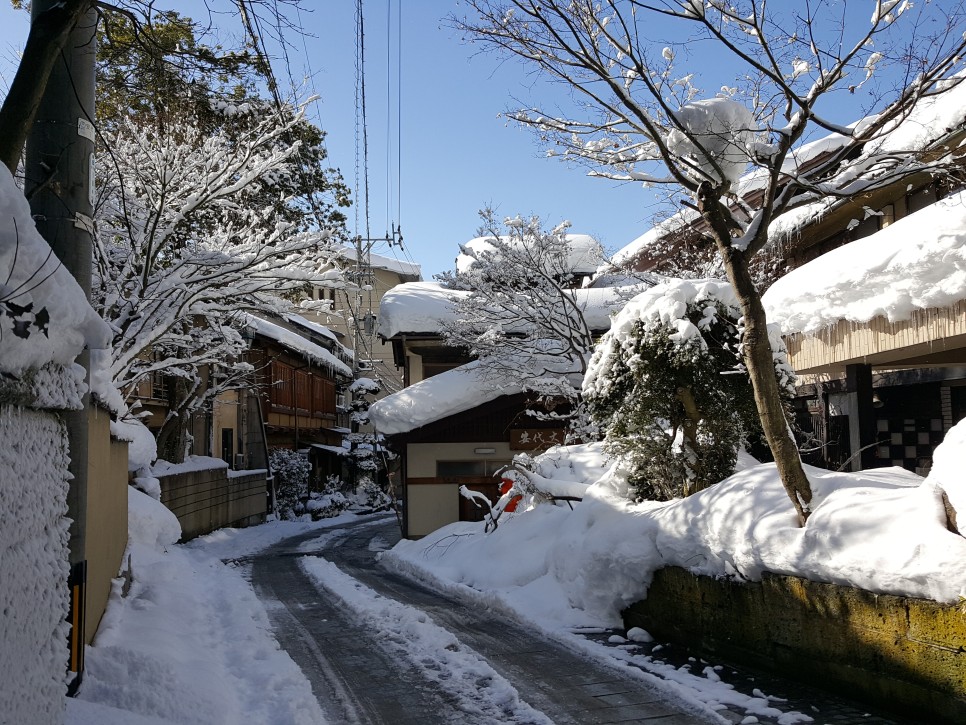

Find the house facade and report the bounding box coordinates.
[607,94,966,476]
[369,245,637,538]
[243,314,354,483]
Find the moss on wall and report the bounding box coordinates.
[623,567,966,723]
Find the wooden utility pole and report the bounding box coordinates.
[22,1,98,693]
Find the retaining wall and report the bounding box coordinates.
[623,566,966,723]
[158,466,267,541]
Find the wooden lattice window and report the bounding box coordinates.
[271,361,294,409]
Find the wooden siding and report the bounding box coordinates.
[785,300,966,376]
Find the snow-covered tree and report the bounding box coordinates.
[346,376,397,502]
[437,210,622,425]
[458,0,966,523]
[269,447,311,520]
[584,279,792,499]
[93,101,344,460]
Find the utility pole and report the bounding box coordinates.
[23,1,98,693]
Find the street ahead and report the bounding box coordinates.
[250,516,913,725]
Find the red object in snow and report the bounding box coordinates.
[500,477,522,513]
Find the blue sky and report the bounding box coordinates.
[294,1,653,279]
[0,1,651,280]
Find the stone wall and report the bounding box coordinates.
[623,567,966,723]
[158,467,267,541]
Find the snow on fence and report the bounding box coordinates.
[155,460,268,540]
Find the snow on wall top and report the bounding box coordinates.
[244,314,352,377]
[378,281,636,339]
[0,165,110,377]
[455,233,603,276]
[762,189,966,335]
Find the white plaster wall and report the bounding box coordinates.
[0,405,70,724]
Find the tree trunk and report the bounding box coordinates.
[721,245,813,524]
[675,385,703,497]
[698,183,813,525]
[156,416,189,464]
[0,0,94,174]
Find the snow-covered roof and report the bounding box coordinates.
[244,314,352,377]
[0,165,110,377]
[285,313,354,363]
[455,233,603,276]
[377,281,640,339]
[377,282,464,338]
[369,361,511,435]
[763,189,966,335]
[367,360,526,435]
[608,211,700,268]
[285,313,338,342]
[336,245,422,280]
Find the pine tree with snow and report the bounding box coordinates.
[584,279,793,499]
[269,447,312,520]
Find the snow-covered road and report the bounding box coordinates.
[250,516,711,724]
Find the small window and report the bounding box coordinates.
[437,460,511,478]
[879,204,895,228]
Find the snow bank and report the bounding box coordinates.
[763,189,966,334]
[0,164,110,377]
[72,490,327,724]
[128,487,181,548]
[925,417,966,520]
[386,438,966,629]
[0,407,71,725]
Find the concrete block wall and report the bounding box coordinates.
[623,567,966,723]
[158,467,267,541]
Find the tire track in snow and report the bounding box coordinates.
[299,555,553,724]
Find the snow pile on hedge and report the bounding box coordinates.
[385,421,966,628]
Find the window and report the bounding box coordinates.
[150,370,166,400]
[270,361,294,409]
[437,460,510,478]
[295,370,311,412]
